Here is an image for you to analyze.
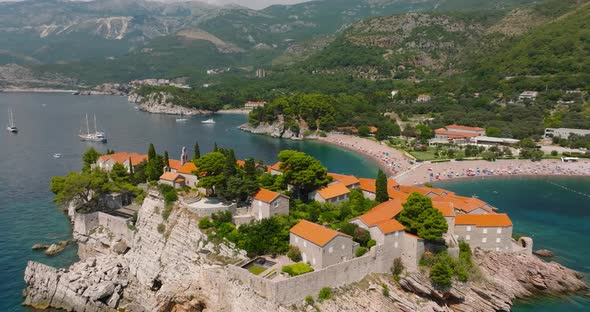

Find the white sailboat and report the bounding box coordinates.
[6,108,17,133]
[201,118,215,124]
[78,114,107,142]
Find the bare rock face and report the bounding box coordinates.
[240,114,307,140]
[23,194,587,312]
[128,92,212,115]
[533,249,555,258]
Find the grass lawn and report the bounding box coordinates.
[281,262,314,276]
[409,150,438,161]
[247,265,267,275]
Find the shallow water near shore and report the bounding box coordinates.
[436,176,590,311]
[0,93,588,311]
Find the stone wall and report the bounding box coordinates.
[227,247,388,304]
[74,211,134,244]
[191,202,237,218]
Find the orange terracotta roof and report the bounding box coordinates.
[368,126,378,133]
[328,173,360,187]
[388,189,409,201]
[252,188,284,203]
[168,159,182,170]
[446,124,485,132]
[359,178,376,193]
[433,201,454,217]
[375,218,405,234]
[357,199,404,227]
[404,232,423,239]
[160,172,183,182]
[359,178,400,196]
[236,160,246,167]
[178,162,198,175]
[290,220,351,247]
[399,185,433,196]
[432,195,492,213]
[455,213,512,227]
[317,182,350,200]
[270,162,282,172]
[98,152,147,166]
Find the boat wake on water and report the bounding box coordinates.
[546,181,590,198]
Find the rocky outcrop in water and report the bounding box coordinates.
[128,92,212,115]
[23,193,587,311]
[240,114,306,140]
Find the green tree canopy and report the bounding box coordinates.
[50,169,109,206]
[277,150,331,199]
[82,147,102,172]
[195,152,227,192]
[193,141,201,160]
[397,193,448,241]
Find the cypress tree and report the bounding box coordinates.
[148,143,156,161]
[193,142,201,160]
[375,169,388,203]
[224,148,237,178]
[163,150,170,171]
[213,142,219,152]
[244,158,257,179]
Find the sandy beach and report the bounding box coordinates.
[315,133,590,184]
[216,108,250,115]
[317,133,414,176]
[395,159,590,185]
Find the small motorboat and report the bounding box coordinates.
[6,108,17,133]
[201,118,215,124]
[53,153,62,158]
[176,118,188,122]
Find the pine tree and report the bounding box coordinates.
[148,143,156,161]
[375,169,388,203]
[163,150,170,171]
[193,142,201,160]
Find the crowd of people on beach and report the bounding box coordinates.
[396,159,590,185]
[319,133,413,176]
[318,133,590,185]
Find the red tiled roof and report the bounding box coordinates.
[328,173,360,187]
[359,178,400,195]
[253,188,285,203]
[317,182,350,200]
[446,124,485,132]
[357,199,404,227]
[375,219,405,234]
[270,162,282,172]
[168,159,182,171]
[98,152,147,166]
[290,220,351,247]
[455,213,512,227]
[433,201,454,217]
[432,195,493,213]
[159,172,184,182]
[236,160,246,167]
[178,162,198,175]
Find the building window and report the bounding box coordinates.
[482,228,488,234]
[465,235,470,240]
[274,201,278,208]
[497,228,502,234]
[303,241,307,248]
[482,237,487,243]
[258,201,262,207]
[466,226,472,232]
[312,258,316,265]
[329,247,333,254]
[496,238,501,243]
[394,242,399,248]
[295,237,299,243]
[394,231,399,236]
[341,244,345,250]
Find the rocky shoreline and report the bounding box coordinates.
[127,92,213,116]
[22,192,588,311]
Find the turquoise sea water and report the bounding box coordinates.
[437,177,590,311]
[0,93,588,311]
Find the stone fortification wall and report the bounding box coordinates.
[227,246,391,304]
[191,202,237,218]
[74,211,134,244]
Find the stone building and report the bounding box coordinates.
[250,188,289,220]
[95,152,147,173]
[289,220,354,269]
[454,213,513,251]
[158,172,186,189]
[177,162,199,188]
[269,162,283,175]
[309,182,350,204]
[328,173,360,189]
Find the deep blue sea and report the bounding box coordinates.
[0,93,588,311]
